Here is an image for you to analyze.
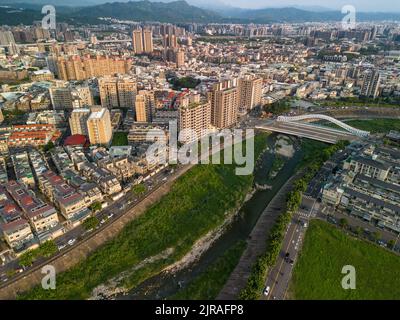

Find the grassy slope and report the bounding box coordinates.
[20,134,267,299]
[344,119,400,133]
[171,240,247,300]
[325,119,400,134]
[290,220,400,300]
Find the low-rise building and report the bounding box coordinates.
[6,180,60,235]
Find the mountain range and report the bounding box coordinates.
[1,0,400,25]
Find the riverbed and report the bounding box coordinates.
[116,134,303,300]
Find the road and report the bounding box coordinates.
[0,167,172,284]
[262,198,316,300]
[317,205,400,252]
[0,125,251,288]
[261,194,400,301]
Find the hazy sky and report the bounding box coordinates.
[220,0,400,12]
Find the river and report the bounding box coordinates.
[117,134,304,300]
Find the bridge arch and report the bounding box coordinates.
[277,114,370,138]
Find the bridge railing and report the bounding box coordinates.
[277,114,370,138]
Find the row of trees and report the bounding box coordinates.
[19,240,58,268]
[338,218,397,250]
[239,140,349,300]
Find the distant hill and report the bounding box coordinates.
[0,6,43,25]
[73,0,221,23]
[224,7,400,23]
[1,1,400,25]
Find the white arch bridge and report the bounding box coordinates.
[255,114,370,144]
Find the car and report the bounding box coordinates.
[263,286,270,296]
[302,222,308,228]
[100,219,106,224]
[285,252,290,258]
[108,213,114,219]
[378,240,387,247]
[68,239,76,246]
[289,259,294,266]
[58,244,67,251]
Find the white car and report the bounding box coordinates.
[263,286,270,296]
[68,239,76,246]
[58,244,67,251]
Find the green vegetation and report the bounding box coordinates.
[19,134,268,299]
[89,202,102,213]
[168,77,200,90]
[111,132,128,146]
[262,100,290,115]
[324,119,400,134]
[19,241,58,268]
[82,217,99,231]
[290,220,400,300]
[269,155,285,179]
[318,96,400,108]
[2,109,26,123]
[344,119,400,134]
[171,241,247,300]
[42,141,55,152]
[239,139,349,300]
[132,183,147,196]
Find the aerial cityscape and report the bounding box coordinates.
[0,0,400,308]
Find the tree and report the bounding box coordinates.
[387,239,396,250]
[83,217,99,231]
[38,240,57,258]
[132,183,147,196]
[354,226,362,236]
[89,202,102,213]
[339,218,348,229]
[372,231,381,243]
[19,250,36,267]
[43,141,55,152]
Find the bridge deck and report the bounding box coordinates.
[255,121,357,144]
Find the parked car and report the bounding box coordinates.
[68,239,76,246]
[263,286,270,296]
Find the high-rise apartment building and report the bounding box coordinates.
[135,91,154,123]
[57,55,132,81]
[238,75,263,112]
[361,70,381,98]
[69,108,91,136]
[0,30,15,46]
[175,48,185,68]
[87,107,112,145]
[73,86,94,107]
[132,29,144,54]
[132,28,153,54]
[50,87,73,110]
[208,80,239,129]
[179,99,211,143]
[99,77,137,109]
[143,29,154,53]
[99,77,119,109]
[50,85,93,110]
